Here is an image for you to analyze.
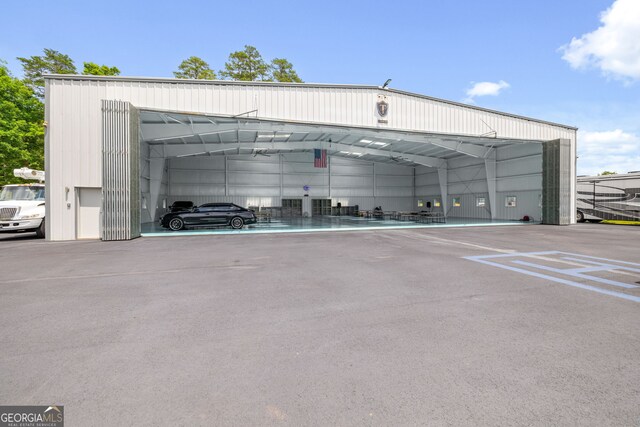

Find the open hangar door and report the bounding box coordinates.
[136,109,559,236]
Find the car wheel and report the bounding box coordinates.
[230,216,244,229]
[168,217,184,231]
[576,211,585,223]
[35,218,45,238]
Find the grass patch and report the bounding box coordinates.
[601,220,640,226]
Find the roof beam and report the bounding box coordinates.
[313,141,445,168]
[142,115,497,159]
[143,123,239,140]
[157,141,446,168]
[428,137,492,158]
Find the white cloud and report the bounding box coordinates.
[578,129,640,175]
[463,80,510,103]
[560,0,640,81]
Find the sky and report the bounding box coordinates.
[1,0,638,176]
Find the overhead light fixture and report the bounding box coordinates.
[372,142,388,147]
[257,132,274,138]
[360,138,373,144]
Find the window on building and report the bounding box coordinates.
[417,199,424,207]
[434,199,441,208]
[453,197,461,207]
[506,196,517,207]
[476,197,486,207]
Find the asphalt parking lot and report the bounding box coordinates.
[1,224,639,426]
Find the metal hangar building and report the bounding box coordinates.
[44,75,576,241]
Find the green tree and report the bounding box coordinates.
[17,48,76,98]
[219,45,270,81]
[270,58,303,83]
[0,61,45,185]
[174,56,216,80]
[599,171,617,175]
[82,62,120,76]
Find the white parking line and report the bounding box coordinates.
[511,259,638,289]
[465,251,640,303]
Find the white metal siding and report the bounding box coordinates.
[415,143,543,220]
[48,78,577,140]
[161,153,415,219]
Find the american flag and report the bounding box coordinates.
[314,149,327,168]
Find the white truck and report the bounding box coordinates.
[0,168,46,238]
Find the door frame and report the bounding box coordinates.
[75,186,103,240]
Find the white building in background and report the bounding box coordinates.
[44,75,576,241]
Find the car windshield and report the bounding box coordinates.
[0,186,45,201]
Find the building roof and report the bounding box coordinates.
[45,74,578,131]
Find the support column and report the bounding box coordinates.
[372,162,376,199]
[485,149,497,219]
[279,154,283,200]
[149,157,165,222]
[412,167,416,204]
[438,165,448,217]
[328,155,331,199]
[225,156,229,197]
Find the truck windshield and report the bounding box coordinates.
[0,186,45,201]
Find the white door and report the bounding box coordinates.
[77,187,102,239]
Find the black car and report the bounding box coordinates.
[160,203,257,231]
[168,200,194,213]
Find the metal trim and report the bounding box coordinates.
[102,100,140,240]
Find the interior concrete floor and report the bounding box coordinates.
[141,215,533,236]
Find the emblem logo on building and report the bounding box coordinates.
[377,98,389,117]
[376,94,389,124]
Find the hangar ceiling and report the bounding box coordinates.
[140,110,543,168]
